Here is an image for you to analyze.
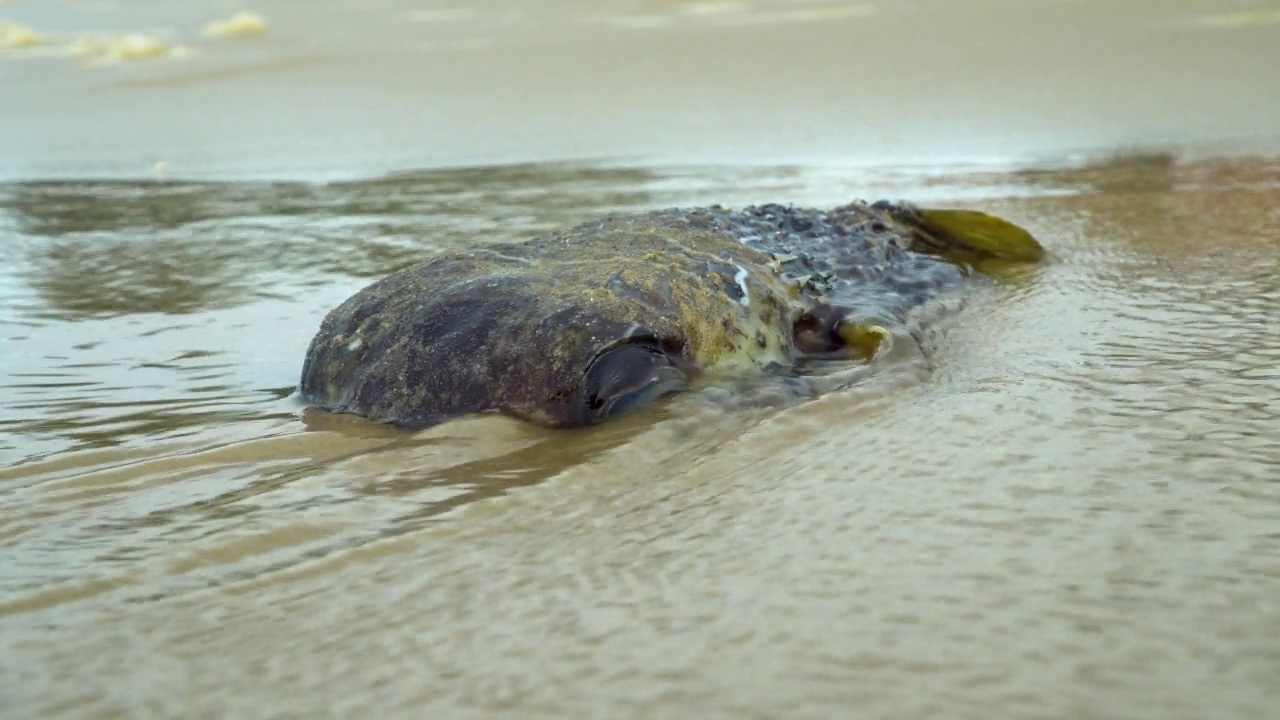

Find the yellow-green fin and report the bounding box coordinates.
[838,323,894,361]
[908,208,1046,264]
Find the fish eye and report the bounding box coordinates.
[792,304,848,356]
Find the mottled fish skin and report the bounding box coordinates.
[299,201,1017,428]
[705,202,970,321]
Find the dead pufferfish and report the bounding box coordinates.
[299,200,1044,428]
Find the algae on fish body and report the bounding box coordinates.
[299,201,1043,428]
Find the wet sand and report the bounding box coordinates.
[2,1,1280,719]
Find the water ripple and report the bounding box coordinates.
[1,157,1278,720]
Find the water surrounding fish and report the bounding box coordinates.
[3,154,1277,719]
[2,0,1278,718]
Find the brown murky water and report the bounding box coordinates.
[3,0,1280,718]
[3,155,1278,720]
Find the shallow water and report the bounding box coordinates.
[5,0,1280,717]
[2,154,1278,719]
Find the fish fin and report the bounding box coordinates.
[889,205,1046,266]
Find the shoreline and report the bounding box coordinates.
[4,0,1279,182]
